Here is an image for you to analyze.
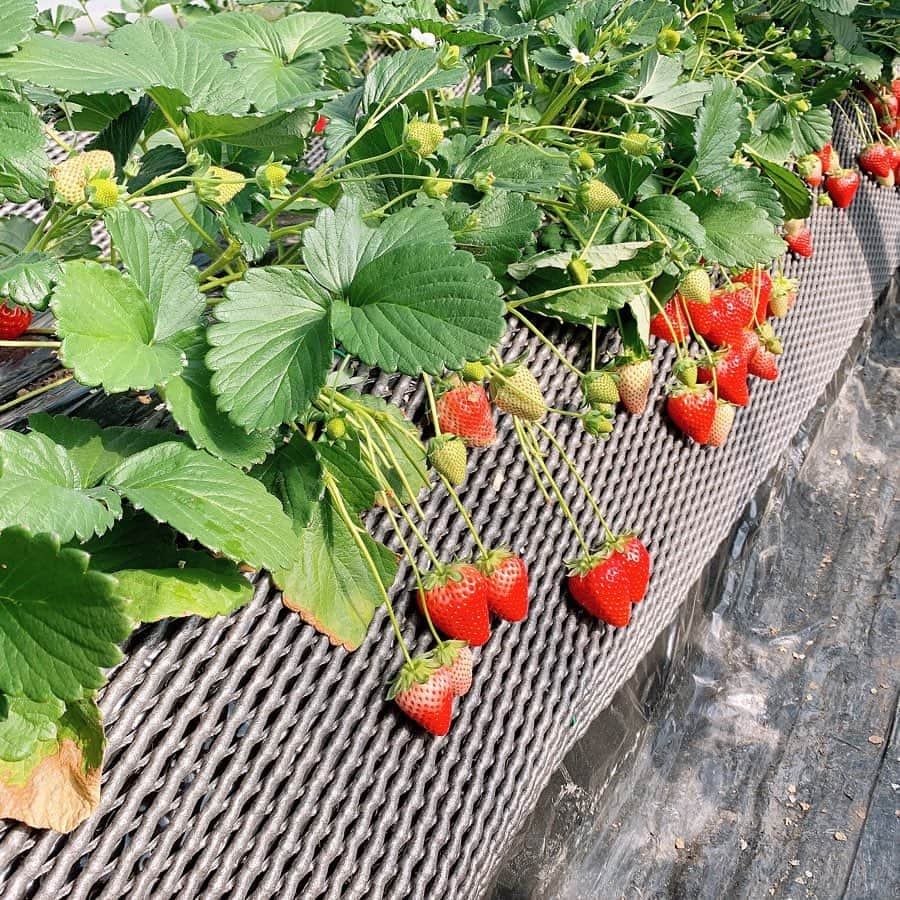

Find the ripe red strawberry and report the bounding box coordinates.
[476,548,529,622]
[0,302,33,339]
[817,142,840,175]
[667,384,716,444]
[567,551,633,627]
[313,115,328,134]
[785,224,813,258]
[650,293,689,343]
[892,80,900,103]
[825,169,860,208]
[734,328,761,364]
[732,269,772,321]
[748,345,779,380]
[616,356,653,415]
[769,274,798,318]
[686,285,755,347]
[859,143,894,178]
[432,640,473,697]
[707,401,736,447]
[419,563,491,646]
[436,381,496,448]
[697,347,750,406]
[618,535,651,602]
[390,657,453,736]
[796,153,823,188]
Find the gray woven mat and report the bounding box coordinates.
[0,113,898,900]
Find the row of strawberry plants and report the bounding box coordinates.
[0,0,896,832]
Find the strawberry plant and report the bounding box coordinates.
[0,0,896,832]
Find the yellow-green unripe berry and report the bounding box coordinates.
[678,268,711,304]
[87,177,120,208]
[567,257,591,286]
[656,27,681,54]
[405,119,444,157]
[460,360,486,382]
[575,150,595,171]
[576,179,620,212]
[326,417,347,440]
[620,131,651,156]
[423,177,453,199]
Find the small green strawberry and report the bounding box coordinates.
[405,119,444,157]
[620,131,651,156]
[576,179,620,212]
[201,165,244,205]
[256,161,290,194]
[678,268,711,304]
[575,150,595,171]
[582,370,619,406]
[428,434,468,486]
[583,409,615,438]
[490,363,546,421]
[459,360,486,382]
[87,176,120,209]
[325,417,347,440]
[567,257,591,285]
[423,177,452,198]
[656,26,682,54]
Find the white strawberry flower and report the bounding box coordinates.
[568,47,592,65]
[410,27,437,49]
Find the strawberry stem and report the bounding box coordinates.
[512,417,554,506]
[0,340,60,349]
[506,307,584,376]
[422,373,442,435]
[0,373,74,414]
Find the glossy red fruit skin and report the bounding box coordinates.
[825,170,861,209]
[0,304,33,340]
[687,286,755,347]
[568,554,632,627]
[481,554,529,622]
[748,346,779,381]
[395,668,453,736]
[734,329,761,364]
[650,294,689,343]
[697,347,750,406]
[667,388,717,444]
[620,537,651,603]
[859,143,894,178]
[419,564,491,646]
[786,228,813,258]
[313,115,328,134]
[436,383,496,448]
[732,270,772,321]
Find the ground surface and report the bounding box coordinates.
[489,297,898,900]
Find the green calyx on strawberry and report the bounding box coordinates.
[613,352,653,415]
[429,640,473,697]
[389,655,453,736]
[583,409,615,438]
[427,434,468,486]
[419,561,491,646]
[678,267,711,304]
[256,160,290,195]
[476,548,529,622]
[576,178,620,212]
[405,118,444,157]
[567,256,591,286]
[666,383,717,444]
[581,370,619,406]
[674,357,698,387]
[489,361,546,421]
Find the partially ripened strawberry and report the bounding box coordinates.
[616,356,653,415]
[784,221,813,258]
[732,269,772,322]
[567,550,633,627]
[748,344,779,380]
[796,153,823,188]
[476,548,529,622]
[651,294,690,344]
[817,142,840,175]
[769,274,798,318]
[206,165,244,205]
[697,347,750,406]
[427,434,467,486]
[707,401,736,447]
[825,169,860,208]
[618,535,651,603]
[436,381,496,447]
[859,142,894,178]
[50,149,115,206]
[490,362,546,421]
[390,657,453,736]
[419,563,491,645]
[313,114,328,134]
[667,384,716,444]
[876,170,895,188]
[0,302,33,339]
[686,285,755,347]
[432,640,473,697]
[582,370,619,406]
[678,268,711,304]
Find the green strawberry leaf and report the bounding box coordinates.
[0,696,64,763]
[684,191,787,267]
[790,105,832,157]
[232,49,327,114]
[163,329,275,469]
[314,439,380,515]
[456,141,570,192]
[745,151,812,220]
[0,250,60,311]
[804,0,858,14]
[623,195,706,253]
[694,76,745,186]
[114,551,253,624]
[206,268,333,432]
[0,431,122,542]
[718,165,785,227]
[28,413,180,487]
[0,697,105,833]
[361,47,464,112]
[0,0,35,54]
[0,529,130,703]
[76,510,180,573]
[105,442,298,572]
[272,494,398,651]
[0,86,49,203]
[252,431,324,531]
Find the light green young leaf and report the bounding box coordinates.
[0,250,60,310]
[273,495,398,651]
[233,49,326,114]
[744,151,812,220]
[273,12,350,56]
[105,442,298,572]
[0,697,105,833]
[0,431,122,542]
[694,76,744,186]
[362,47,464,112]
[0,696,64,763]
[0,88,49,203]
[115,551,253,624]
[163,329,275,468]
[0,0,35,53]
[206,268,333,432]
[0,529,129,703]
[252,432,323,531]
[684,191,787,267]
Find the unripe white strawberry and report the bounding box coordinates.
[50,150,115,206]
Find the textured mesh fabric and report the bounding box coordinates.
[0,113,897,899]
